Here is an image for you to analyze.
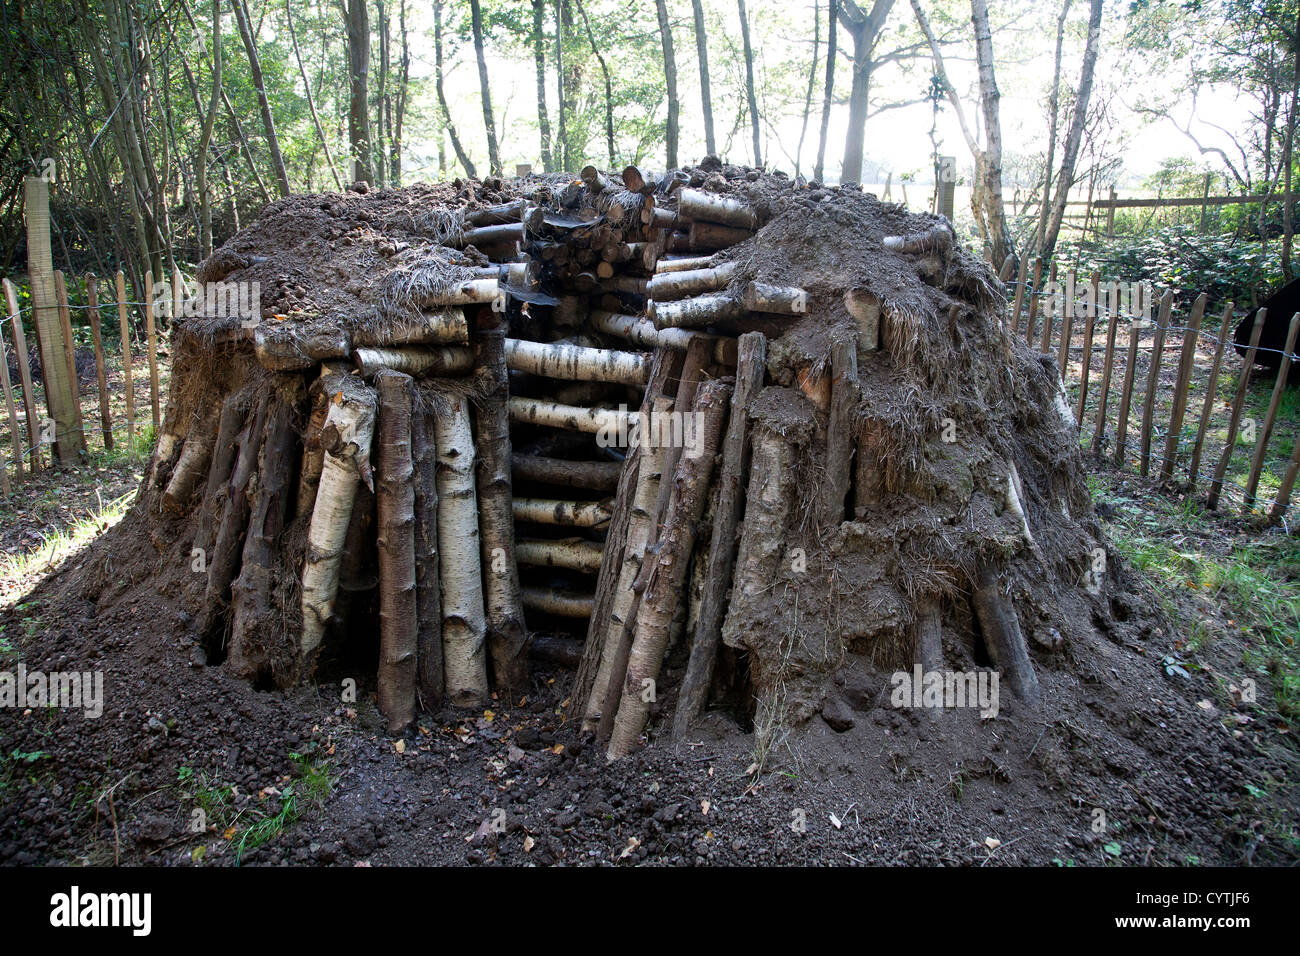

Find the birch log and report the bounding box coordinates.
[300,377,377,663]
[504,338,651,385]
[411,398,443,710]
[435,395,490,706]
[607,380,730,758]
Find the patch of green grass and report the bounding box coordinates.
[1107,509,1300,719]
[0,491,132,590]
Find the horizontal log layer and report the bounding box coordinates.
[504,337,650,386]
[648,262,739,301]
[512,497,613,527]
[516,537,606,574]
[510,453,622,491]
[508,396,637,435]
[353,346,475,377]
[352,309,469,346]
[588,310,737,364]
[676,188,759,231]
[654,254,716,274]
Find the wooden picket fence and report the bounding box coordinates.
[1001,255,1300,528]
[0,267,169,491]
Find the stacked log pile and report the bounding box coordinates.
[137,161,1116,758]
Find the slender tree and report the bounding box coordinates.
[796,0,822,178]
[739,0,761,167]
[691,0,716,156]
[1037,0,1104,263]
[815,0,839,182]
[838,0,896,185]
[434,0,476,177]
[468,0,502,175]
[655,0,680,169]
[231,0,290,196]
[532,0,555,171]
[344,0,374,183]
[286,0,343,191]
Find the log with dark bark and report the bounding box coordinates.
[228,377,304,681]
[672,332,766,738]
[607,379,730,757]
[375,369,418,733]
[474,309,529,696]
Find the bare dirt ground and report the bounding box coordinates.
[0,451,1295,866]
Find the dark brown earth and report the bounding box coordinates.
[0,484,1294,867]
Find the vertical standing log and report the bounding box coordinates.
[193,391,249,562]
[163,410,219,513]
[607,380,731,758]
[375,369,418,733]
[1090,286,1121,452]
[228,377,304,681]
[1039,260,1057,355]
[200,391,271,650]
[1139,290,1173,477]
[25,177,79,465]
[1208,311,1266,510]
[720,422,795,692]
[576,351,682,725]
[0,322,20,489]
[1010,255,1028,336]
[585,397,673,735]
[672,334,765,738]
[411,396,443,710]
[1244,312,1300,509]
[822,336,859,524]
[971,562,1040,704]
[474,309,529,695]
[84,275,114,450]
[1074,270,1099,424]
[1159,292,1206,482]
[1057,269,1076,381]
[53,270,86,450]
[1187,302,1235,488]
[1269,429,1300,525]
[116,271,136,452]
[300,377,377,664]
[914,598,944,673]
[145,272,161,431]
[1114,308,1142,468]
[435,394,490,707]
[3,279,39,471]
[1024,257,1043,347]
[296,367,338,519]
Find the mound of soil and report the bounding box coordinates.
[2,166,1295,866]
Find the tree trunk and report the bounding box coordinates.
[797,0,822,177]
[532,0,555,171]
[411,397,443,710]
[691,0,716,156]
[231,0,291,196]
[655,0,680,170]
[969,0,1012,265]
[738,0,762,167]
[286,0,343,191]
[839,0,895,184]
[815,0,838,182]
[469,0,502,175]
[434,0,476,178]
[1038,0,1103,264]
[345,0,374,184]
[196,0,222,258]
